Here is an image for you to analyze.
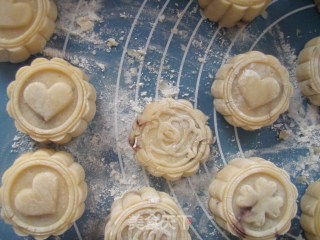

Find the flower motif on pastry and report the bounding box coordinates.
[0,149,87,240]
[104,187,191,240]
[198,0,271,27]
[300,181,320,240]
[297,36,320,106]
[212,51,293,130]
[129,98,212,181]
[0,0,57,63]
[236,177,284,228]
[7,57,97,144]
[208,157,298,240]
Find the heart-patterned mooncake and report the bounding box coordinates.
[7,57,96,144]
[211,51,293,131]
[0,0,33,29]
[24,82,74,122]
[0,0,57,63]
[15,172,59,216]
[0,149,87,239]
[238,70,281,109]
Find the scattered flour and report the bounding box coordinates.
[159,14,166,23]
[159,80,179,98]
[76,16,95,32]
[3,1,319,239]
[55,0,104,45]
[237,25,320,186]
[106,38,119,48]
[126,49,146,61]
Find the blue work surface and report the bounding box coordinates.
[0,0,320,239]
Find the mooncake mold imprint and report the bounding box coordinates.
[212,51,293,131]
[198,0,271,27]
[104,187,191,240]
[301,181,320,240]
[0,149,87,240]
[7,57,97,144]
[0,0,57,63]
[129,98,213,181]
[208,157,298,240]
[297,36,320,106]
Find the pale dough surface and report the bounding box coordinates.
[6,57,97,144]
[301,181,320,240]
[104,187,191,240]
[0,0,57,63]
[198,0,271,27]
[297,36,320,106]
[0,149,87,240]
[129,98,212,181]
[212,51,293,130]
[208,157,298,240]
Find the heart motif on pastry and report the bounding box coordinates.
[0,0,33,29]
[238,70,281,109]
[15,172,59,216]
[24,82,73,121]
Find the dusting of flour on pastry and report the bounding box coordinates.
[6,1,320,239]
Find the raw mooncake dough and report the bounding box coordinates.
[297,36,320,106]
[7,57,96,144]
[208,157,298,239]
[301,181,320,240]
[129,98,212,181]
[0,149,87,240]
[0,0,57,63]
[104,187,191,240]
[212,51,293,130]
[198,0,271,27]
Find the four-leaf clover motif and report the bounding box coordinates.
[236,177,284,227]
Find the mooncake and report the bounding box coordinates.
[0,149,87,239]
[129,98,212,181]
[301,181,320,240]
[7,57,96,144]
[104,187,191,240]
[208,157,298,239]
[297,36,320,106]
[0,0,57,63]
[198,0,271,27]
[212,51,293,130]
